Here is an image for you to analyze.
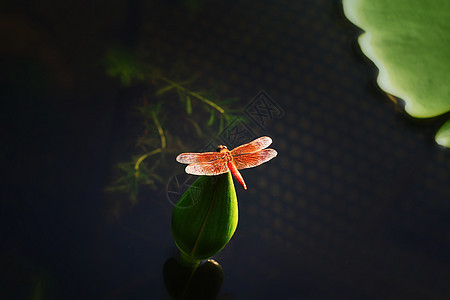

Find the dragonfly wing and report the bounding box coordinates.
[233,149,277,170]
[230,136,273,155]
[176,152,223,164]
[185,161,229,176]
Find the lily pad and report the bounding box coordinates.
[436,119,450,147]
[343,0,450,147]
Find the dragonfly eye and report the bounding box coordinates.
[216,145,227,152]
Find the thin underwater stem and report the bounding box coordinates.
[151,110,166,150]
[158,76,225,114]
[134,148,162,171]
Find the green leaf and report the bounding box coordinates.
[343,0,450,147]
[171,172,238,266]
[435,119,450,148]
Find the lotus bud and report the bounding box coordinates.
[171,172,238,267]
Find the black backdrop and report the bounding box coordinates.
[1,0,450,299]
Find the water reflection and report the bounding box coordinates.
[163,258,224,300]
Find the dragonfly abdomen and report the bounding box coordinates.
[227,161,247,190]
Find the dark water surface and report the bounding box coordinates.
[2,0,450,299]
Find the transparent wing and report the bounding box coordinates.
[176,152,223,164]
[185,161,229,176]
[233,149,277,170]
[230,136,273,155]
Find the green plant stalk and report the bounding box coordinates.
[134,110,166,172]
[151,110,166,149]
[134,148,162,171]
[171,172,238,266]
[159,76,225,114]
[186,95,192,115]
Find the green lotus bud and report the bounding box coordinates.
[171,172,238,267]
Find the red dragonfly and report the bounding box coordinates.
[176,136,277,190]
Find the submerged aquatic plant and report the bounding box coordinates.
[103,49,241,215]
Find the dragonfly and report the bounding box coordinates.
[176,136,277,190]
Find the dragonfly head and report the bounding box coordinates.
[216,145,228,153]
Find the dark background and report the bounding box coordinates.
[1,0,450,299]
